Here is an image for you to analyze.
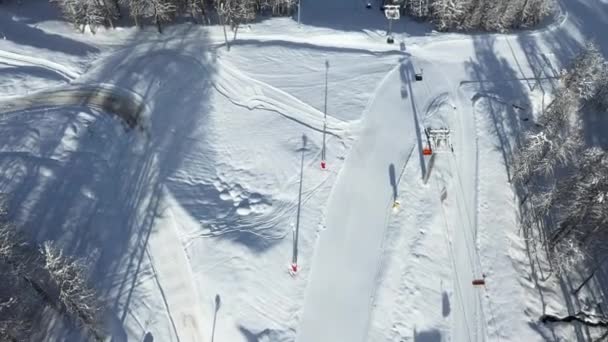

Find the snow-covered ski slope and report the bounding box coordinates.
[1,0,607,341]
[297,59,419,342]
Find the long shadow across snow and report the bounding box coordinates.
[0,27,217,340]
[0,10,99,57]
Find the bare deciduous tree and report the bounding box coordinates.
[217,0,255,49]
[51,0,118,33]
[553,237,587,275]
[42,241,101,332]
[0,211,102,340]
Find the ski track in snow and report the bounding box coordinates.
[0,48,79,81]
[0,44,343,137]
[214,57,352,136]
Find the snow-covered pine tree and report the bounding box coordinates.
[175,0,207,24]
[500,0,529,30]
[52,0,105,32]
[442,0,555,32]
[595,65,608,111]
[512,88,582,184]
[121,0,145,27]
[431,0,467,31]
[51,0,120,32]
[546,148,608,249]
[478,0,508,31]
[563,42,607,102]
[406,0,431,19]
[520,0,554,27]
[121,0,176,32]
[150,0,178,33]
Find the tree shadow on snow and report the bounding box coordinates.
[463,11,608,340]
[516,3,608,339]
[238,325,290,342]
[297,0,433,36]
[0,10,99,57]
[0,26,219,340]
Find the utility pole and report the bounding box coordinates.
[321,60,329,169]
[298,0,302,26]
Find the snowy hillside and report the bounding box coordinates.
[1,0,608,341]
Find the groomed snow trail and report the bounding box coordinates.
[297,61,420,342]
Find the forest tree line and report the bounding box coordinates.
[48,0,295,33]
[514,42,608,294]
[14,0,557,34]
[399,0,555,32]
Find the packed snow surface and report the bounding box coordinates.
[1,0,608,341]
